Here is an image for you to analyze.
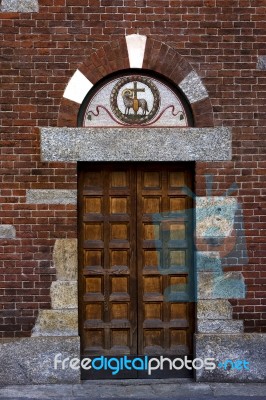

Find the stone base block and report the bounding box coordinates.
[0,336,80,385]
[195,333,266,382]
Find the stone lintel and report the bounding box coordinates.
[40,127,232,162]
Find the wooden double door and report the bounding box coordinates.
[78,163,195,376]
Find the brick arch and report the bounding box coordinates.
[58,36,213,128]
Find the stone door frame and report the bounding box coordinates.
[31,36,252,383]
[1,33,264,387]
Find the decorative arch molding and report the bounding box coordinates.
[58,35,214,128]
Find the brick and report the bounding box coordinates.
[0,0,265,339]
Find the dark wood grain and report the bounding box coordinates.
[79,162,195,365]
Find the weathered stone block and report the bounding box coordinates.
[51,281,78,309]
[196,252,222,272]
[0,337,80,384]
[196,197,237,238]
[197,300,232,320]
[257,55,266,70]
[197,272,215,299]
[0,224,16,239]
[31,310,78,337]
[198,271,245,299]
[1,0,39,12]
[214,272,245,298]
[26,189,77,205]
[53,239,78,281]
[197,319,243,333]
[195,333,266,382]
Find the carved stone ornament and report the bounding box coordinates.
[110,76,160,125]
[79,73,191,128]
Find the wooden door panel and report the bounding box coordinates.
[137,166,194,356]
[80,165,137,356]
[79,163,194,361]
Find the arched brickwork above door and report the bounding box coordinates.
[58,35,214,128]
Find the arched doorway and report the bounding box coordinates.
[77,71,195,379]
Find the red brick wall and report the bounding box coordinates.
[0,0,265,337]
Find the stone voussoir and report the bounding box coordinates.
[178,70,209,103]
[257,55,266,70]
